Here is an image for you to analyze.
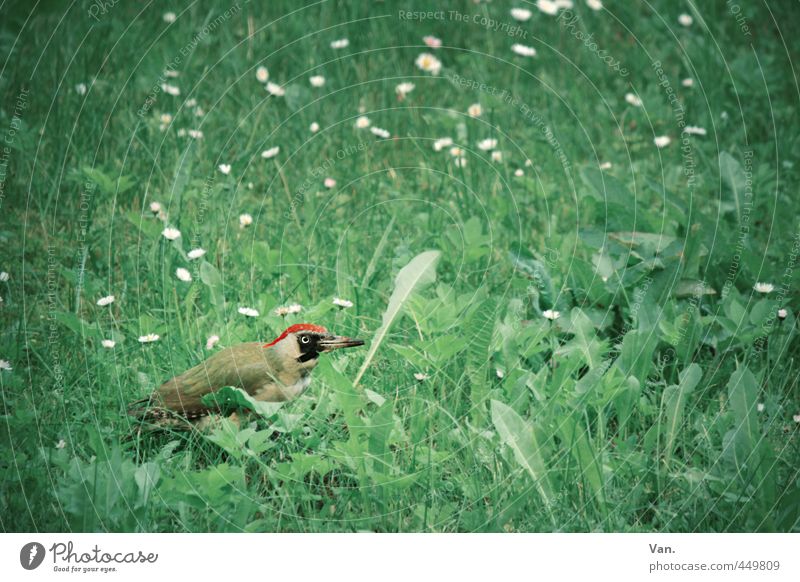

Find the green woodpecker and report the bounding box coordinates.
[129,323,364,428]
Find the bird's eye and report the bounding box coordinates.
[301,336,310,344]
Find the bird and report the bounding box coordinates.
[128,323,364,429]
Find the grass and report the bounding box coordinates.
[1,0,799,532]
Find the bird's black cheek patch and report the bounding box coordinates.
[297,335,321,362]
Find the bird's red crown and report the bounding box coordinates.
[263,323,328,347]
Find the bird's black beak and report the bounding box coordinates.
[318,335,365,351]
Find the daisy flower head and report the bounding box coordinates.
[310,122,320,133]
[161,83,180,96]
[0,272,8,282]
[778,308,788,319]
[511,44,537,57]
[599,161,612,170]
[433,137,453,152]
[514,168,524,177]
[330,38,349,49]
[423,35,442,49]
[467,103,483,117]
[75,83,88,96]
[101,339,116,349]
[624,92,643,107]
[176,268,192,282]
[187,129,204,139]
[256,66,269,83]
[287,303,303,314]
[324,177,337,189]
[162,227,181,240]
[449,147,464,157]
[97,295,115,306]
[793,414,800,424]
[653,135,671,148]
[396,82,415,98]
[537,0,560,15]
[414,372,429,382]
[678,13,693,27]
[370,126,390,139]
[261,146,280,159]
[510,8,532,21]
[0,359,13,371]
[682,78,694,87]
[309,75,326,87]
[477,138,498,151]
[542,309,561,320]
[757,402,765,412]
[586,0,603,10]
[238,307,259,317]
[218,163,231,175]
[491,151,503,163]
[683,126,707,136]
[188,248,206,260]
[754,282,774,294]
[56,439,66,449]
[333,297,353,309]
[415,53,442,75]
[138,333,160,343]
[206,335,220,349]
[266,82,285,97]
[239,213,253,228]
[163,12,176,23]
[454,157,467,168]
[496,368,505,379]
[355,116,371,129]
[159,113,172,125]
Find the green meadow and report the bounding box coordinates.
[1,0,799,532]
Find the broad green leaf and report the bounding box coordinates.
[491,399,554,515]
[200,385,284,417]
[354,250,441,386]
[660,363,702,464]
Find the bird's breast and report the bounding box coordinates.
[253,375,312,402]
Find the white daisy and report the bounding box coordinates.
[159,113,172,125]
[138,333,160,343]
[542,309,561,320]
[309,75,326,87]
[287,303,303,314]
[160,83,180,96]
[511,44,537,57]
[370,126,390,139]
[423,35,442,49]
[218,163,231,175]
[433,137,453,151]
[683,126,707,136]
[188,248,206,260]
[162,227,181,240]
[793,414,800,424]
[599,161,612,170]
[274,306,291,317]
[654,135,671,148]
[514,168,524,177]
[239,213,253,228]
[75,83,87,96]
[491,151,503,163]
[256,66,269,83]
[185,98,197,107]
[0,272,8,282]
[0,359,13,371]
[266,82,285,97]
[164,69,179,78]
[333,297,353,309]
[537,0,559,15]
[678,13,693,26]
[415,53,442,75]
[149,201,162,214]
[97,295,115,306]
[238,307,259,317]
[206,334,220,349]
[310,122,320,133]
[324,177,337,188]
[496,369,505,379]
[176,268,192,282]
[101,339,116,349]
[454,157,467,168]
[757,402,765,412]
[625,92,643,107]
[754,282,774,293]
[682,78,694,87]
[477,138,498,151]
[261,146,280,159]
[778,308,788,319]
[330,38,350,49]
[468,103,483,117]
[396,82,415,97]
[163,12,176,23]
[586,0,603,10]
[510,8,532,21]
[187,129,204,139]
[193,106,204,118]
[449,147,464,157]
[55,439,66,449]
[414,372,429,381]
[355,116,371,129]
